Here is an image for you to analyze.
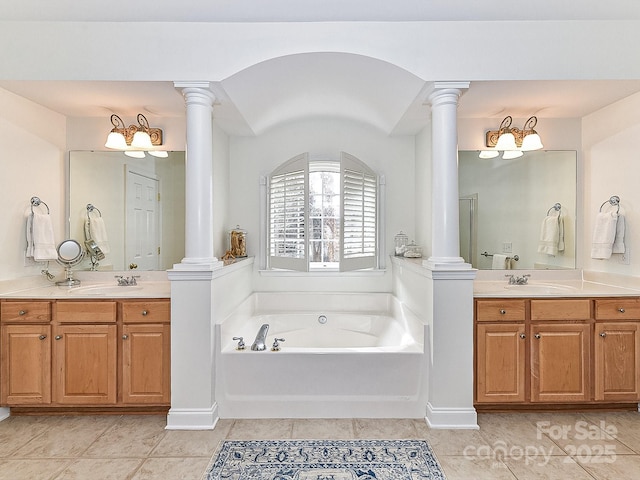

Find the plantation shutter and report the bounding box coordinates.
[268,153,308,271]
[340,152,378,271]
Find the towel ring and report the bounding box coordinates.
[30,196,50,214]
[86,204,102,217]
[599,195,620,213]
[547,203,562,215]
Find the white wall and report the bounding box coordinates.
[229,117,415,291]
[0,89,66,281]
[583,91,640,275]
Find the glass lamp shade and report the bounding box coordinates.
[104,131,128,150]
[124,150,146,158]
[131,130,153,149]
[479,150,499,159]
[148,150,168,158]
[502,150,524,160]
[494,132,518,151]
[521,133,544,151]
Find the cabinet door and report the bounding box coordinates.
[476,323,526,403]
[53,324,117,405]
[531,323,591,402]
[122,324,171,404]
[1,325,51,405]
[595,322,640,401]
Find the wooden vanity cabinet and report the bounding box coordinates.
[475,296,640,408]
[121,300,171,404]
[54,301,118,405]
[529,299,591,403]
[475,300,526,403]
[594,299,640,402]
[0,297,170,411]
[1,301,52,405]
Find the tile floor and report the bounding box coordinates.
[0,411,639,479]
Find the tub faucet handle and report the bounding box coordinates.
[271,338,285,351]
[232,336,245,350]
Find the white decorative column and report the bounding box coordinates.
[422,82,478,429]
[166,82,221,430]
[424,82,469,269]
[174,81,222,268]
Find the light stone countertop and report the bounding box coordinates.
[473,279,640,298]
[0,271,170,299]
[0,282,171,299]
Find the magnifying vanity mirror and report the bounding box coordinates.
[56,239,85,286]
[458,150,577,270]
[68,151,185,271]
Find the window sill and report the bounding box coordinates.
[258,269,387,277]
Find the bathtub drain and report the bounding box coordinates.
[318,315,328,324]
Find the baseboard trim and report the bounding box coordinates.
[425,402,478,429]
[166,403,219,430]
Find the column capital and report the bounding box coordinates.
[174,81,216,106]
[425,81,470,106]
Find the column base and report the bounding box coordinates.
[166,404,219,430]
[173,258,224,270]
[423,256,471,270]
[425,403,478,430]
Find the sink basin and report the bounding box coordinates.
[504,283,577,294]
[67,285,144,295]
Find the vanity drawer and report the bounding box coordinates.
[476,299,526,322]
[56,301,117,323]
[0,301,51,323]
[122,300,170,323]
[531,299,591,321]
[595,298,640,320]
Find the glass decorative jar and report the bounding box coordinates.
[394,231,408,256]
[228,225,247,258]
[403,241,423,258]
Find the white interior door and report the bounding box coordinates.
[126,169,160,270]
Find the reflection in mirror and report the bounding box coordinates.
[459,150,577,270]
[56,239,84,286]
[69,151,185,271]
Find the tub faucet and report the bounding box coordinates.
[251,324,270,351]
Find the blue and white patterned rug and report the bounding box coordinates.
[203,439,446,479]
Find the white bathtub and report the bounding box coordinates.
[215,292,428,418]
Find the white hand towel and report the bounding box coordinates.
[612,214,626,254]
[591,211,618,259]
[537,212,563,256]
[87,216,110,254]
[29,212,58,261]
[492,254,508,269]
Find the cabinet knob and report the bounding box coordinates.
[55,335,62,340]
[618,308,626,313]
[519,333,526,339]
[141,310,148,316]
[600,332,607,338]
[499,309,506,315]
[122,334,129,340]
[18,310,27,315]
[39,335,47,340]
[534,333,541,339]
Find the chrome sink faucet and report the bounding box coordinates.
[506,274,530,285]
[251,324,270,351]
[115,275,140,286]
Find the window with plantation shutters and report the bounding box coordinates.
[267,152,378,272]
[340,152,377,271]
[268,153,308,271]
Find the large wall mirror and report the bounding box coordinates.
[459,150,577,270]
[68,151,185,271]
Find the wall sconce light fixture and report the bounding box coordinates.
[479,115,544,159]
[104,114,167,158]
